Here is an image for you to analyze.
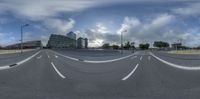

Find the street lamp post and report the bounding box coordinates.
[121,30,127,54]
[20,24,29,54]
[121,31,123,54]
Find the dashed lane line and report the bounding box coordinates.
[47,53,50,59]
[51,62,66,79]
[45,52,50,59]
[37,55,42,59]
[140,56,143,61]
[122,64,139,81]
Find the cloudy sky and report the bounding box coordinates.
[0,0,200,47]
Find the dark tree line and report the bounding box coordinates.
[153,41,169,49]
[139,43,150,50]
[101,40,198,50]
[102,41,135,50]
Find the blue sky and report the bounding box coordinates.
[0,0,200,47]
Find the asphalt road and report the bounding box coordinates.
[0,49,200,99]
[0,49,40,66]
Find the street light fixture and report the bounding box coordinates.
[21,24,29,54]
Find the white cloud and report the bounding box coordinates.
[76,23,120,47]
[177,29,200,47]
[79,14,194,47]
[0,0,140,20]
[1,1,200,47]
[173,2,200,16]
[40,34,51,46]
[117,17,141,35]
[117,14,176,46]
[116,14,200,47]
[24,18,76,46]
[0,0,95,20]
[96,23,110,34]
[26,18,76,46]
[89,39,104,47]
[43,18,75,35]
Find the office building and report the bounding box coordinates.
[66,31,76,40]
[77,37,88,49]
[47,34,76,48]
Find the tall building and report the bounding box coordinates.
[77,37,88,49]
[85,38,88,48]
[66,31,76,40]
[47,34,76,48]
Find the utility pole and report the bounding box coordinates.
[121,30,127,54]
[121,31,123,54]
[20,24,29,54]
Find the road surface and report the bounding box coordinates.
[0,49,200,99]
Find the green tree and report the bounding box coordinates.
[139,43,150,50]
[153,41,169,49]
[124,41,131,50]
[112,45,119,50]
[102,43,111,49]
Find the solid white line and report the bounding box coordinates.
[122,64,139,81]
[46,52,50,58]
[0,50,41,70]
[17,51,41,65]
[0,66,10,70]
[51,62,66,79]
[150,52,200,70]
[51,50,135,63]
[140,56,143,61]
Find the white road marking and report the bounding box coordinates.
[0,50,41,70]
[51,50,136,63]
[51,51,79,61]
[148,56,151,61]
[17,51,41,65]
[0,66,10,70]
[122,64,139,81]
[140,56,143,61]
[150,52,200,70]
[37,55,42,59]
[46,52,50,58]
[51,62,66,79]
